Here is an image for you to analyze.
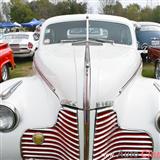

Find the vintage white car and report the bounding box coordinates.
[0,14,160,160]
[0,32,38,58]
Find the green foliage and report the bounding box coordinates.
[125,4,141,21]
[9,0,87,23]
[152,6,160,23]
[29,0,55,19]
[0,13,3,21]
[140,7,153,21]
[53,0,87,16]
[10,0,35,23]
[103,1,124,16]
[103,2,160,23]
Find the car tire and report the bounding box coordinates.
[1,64,9,82]
[154,60,160,80]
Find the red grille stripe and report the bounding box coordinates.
[93,109,153,160]
[21,107,80,160]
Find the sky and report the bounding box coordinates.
[84,0,160,13]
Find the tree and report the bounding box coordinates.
[125,4,141,21]
[10,0,35,23]
[29,0,54,19]
[140,7,153,21]
[102,0,116,14]
[152,6,160,23]
[0,13,3,21]
[2,2,10,21]
[54,0,87,16]
[103,1,124,16]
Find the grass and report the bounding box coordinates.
[10,58,33,79]
[142,62,155,78]
[9,59,155,79]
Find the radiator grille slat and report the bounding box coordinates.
[21,107,80,160]
[93,109,153,160]
[21,107,153,160]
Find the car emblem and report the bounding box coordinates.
[32,133,44,145]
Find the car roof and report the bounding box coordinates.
[137,21,160,27]
[43,14,133,28]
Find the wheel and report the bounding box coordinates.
[1,64,9,82]
[154,60,160,80]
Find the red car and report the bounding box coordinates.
[0,43,15,82]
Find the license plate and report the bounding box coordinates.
[151,40,160,46]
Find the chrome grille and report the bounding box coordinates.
[21,107,80,160]
[93,108,153,160]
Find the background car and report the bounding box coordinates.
[0,32,38,58]
[136,22,160,62]
[136,22,160,79]
[0,43,15,81]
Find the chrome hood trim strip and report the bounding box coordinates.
[118,62,142,95]
[0,80,22,100]
[83,16,91,160]
[83,41,91,160]
[34,61,59,99]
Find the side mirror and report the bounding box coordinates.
[33,33,40,41]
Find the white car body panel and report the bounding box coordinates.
[0,14,160,160]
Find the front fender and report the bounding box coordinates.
[115,76,160,152]
[0,76,61,160]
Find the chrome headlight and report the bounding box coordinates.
[155,112,160,133]
[0,105,18,132]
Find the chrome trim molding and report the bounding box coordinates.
[33,61,59,99]
[83,16,91,160]
[0,80,22,100]
[96,101,114,108]
[61,99,77,107]
[119,62,142,95]
[153,82,160,92]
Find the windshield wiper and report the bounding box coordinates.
[72,40,103,46]
[89,38,114,44]
[60,39,79,43]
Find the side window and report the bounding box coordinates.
[44,28,55,44]
[120,29,132,45]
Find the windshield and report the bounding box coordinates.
[44,20,132,45]
[136,25,160,49]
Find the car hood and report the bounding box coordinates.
[35,43,141,109]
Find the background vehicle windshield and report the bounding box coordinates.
[44,20,132,45]
[136,25,160,49]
